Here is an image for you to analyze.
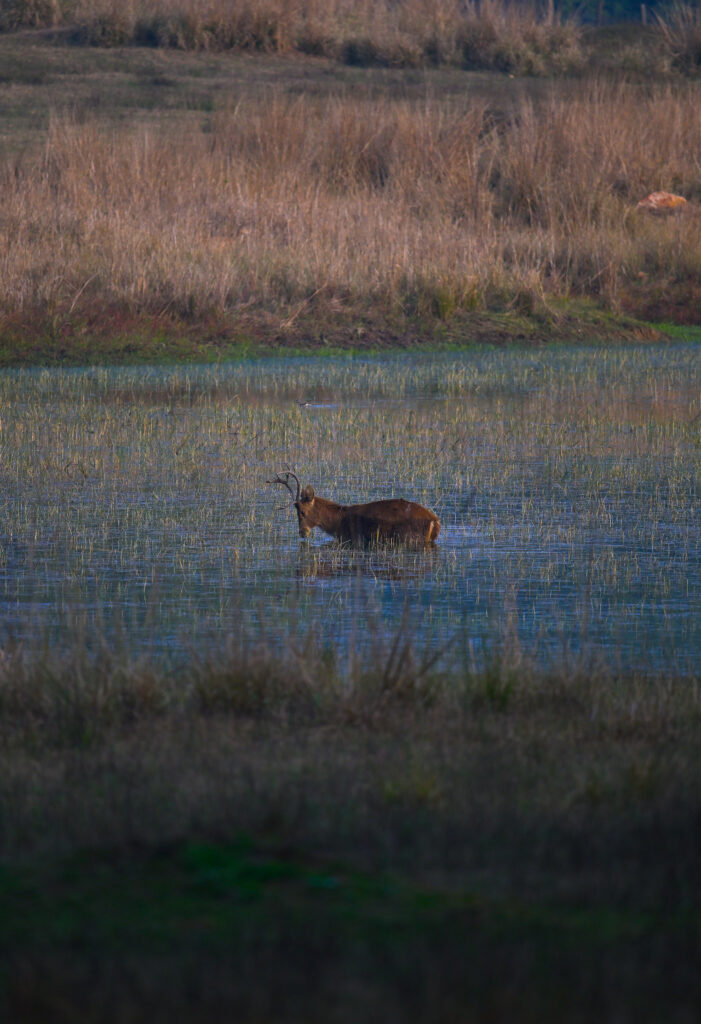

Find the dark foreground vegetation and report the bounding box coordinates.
[0,5,699,364]
[1,637,700,1021]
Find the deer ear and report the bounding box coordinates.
[300,486,315,502]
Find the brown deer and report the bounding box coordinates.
[636,190,688,215]
[269,471,440,545]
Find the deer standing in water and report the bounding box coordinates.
[269,471,440,545]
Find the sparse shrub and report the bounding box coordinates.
[0,0,64,30]
[457,0,584,74]
[656,2,701,73]
[70,0,136,45]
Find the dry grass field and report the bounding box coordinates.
[0,11,699,362]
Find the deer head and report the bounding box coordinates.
[268,472,316,537]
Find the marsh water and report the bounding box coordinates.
[0,342,698,673]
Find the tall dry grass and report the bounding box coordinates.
[0,0,585,73]
[0,79,699,331]
[3,0,701,81]
[656,1,701,74]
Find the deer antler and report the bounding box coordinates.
[267,470,301,503]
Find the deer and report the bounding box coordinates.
[636,190,688,215]
[268,471,440,546]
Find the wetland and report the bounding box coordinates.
[0,340,698,674]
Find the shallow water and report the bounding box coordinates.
[0,342,698,672]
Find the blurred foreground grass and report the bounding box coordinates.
[0,630,700,1021]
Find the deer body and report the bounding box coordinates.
[269,473,440,545]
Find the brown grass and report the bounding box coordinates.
[1,0,585,74]
[0,77,699,343]
[656,2,701,75]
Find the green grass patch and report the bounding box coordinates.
[653,321,701,342]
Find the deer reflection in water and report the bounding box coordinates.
[294,540,441,583]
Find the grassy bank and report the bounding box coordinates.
[0,31,699,363]
[1,637,700,1021]
[0,303,664,366]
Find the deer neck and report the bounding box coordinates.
[311,496,344,536]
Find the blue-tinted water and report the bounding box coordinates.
[0,343,698,672]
